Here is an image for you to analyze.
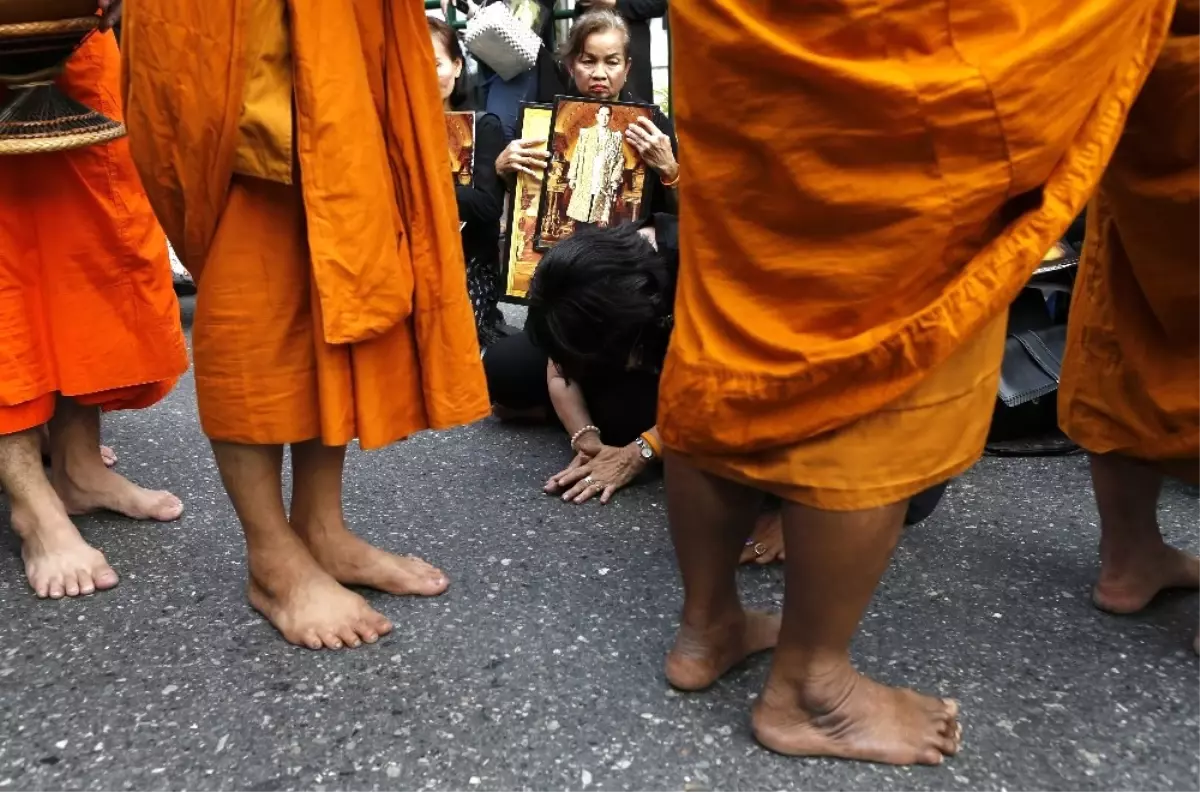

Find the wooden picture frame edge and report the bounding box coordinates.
[532,94,657,253]
[500,101,554,306]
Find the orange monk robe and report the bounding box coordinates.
[658,1,1175,510]
[120,0,490,449]
[0,32,188,435]
[1060,1,1200,484]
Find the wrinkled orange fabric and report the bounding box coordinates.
[1060,0,1200,484]
[121,0,489,448]
[0,32,187,435]
[659,0,1176,509]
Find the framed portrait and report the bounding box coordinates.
[533,96,654,251]
[501,102,553,304]
[445,110,476,188]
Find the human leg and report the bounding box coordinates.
[663,454,780,691]
[1,426,117,598]
[288,440,448,599]
[211,440,393,650]
[49,396,182,521]
[1088,453,1198,613]
[751,498,961,765]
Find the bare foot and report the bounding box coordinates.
[248,553,394,650]
[665,610,781,691]
[1092,541,1199,614]
[11,502,119,598]
[741,511,785,565]
[303,527,449,597]
[54,466,183,522]
[100,445,117,468]
[752,669,961,765]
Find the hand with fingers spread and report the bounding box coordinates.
[496,137,551,179]
[624,117,677,182]
[544,442,647,504]
[97,0,123,31]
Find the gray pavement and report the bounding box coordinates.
[0,299,1197,791]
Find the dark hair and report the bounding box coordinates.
[558,9,631,65]
[526,223,674,380]
[427,16,473,110]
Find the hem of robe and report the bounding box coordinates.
[1059,2,1199,487]
[0,380,180,436]
[665,313,1006,512]
[657,0,1175,458]
[194,176,490,451]
[0,32,189,438]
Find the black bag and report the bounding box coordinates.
[985,241,1081,457]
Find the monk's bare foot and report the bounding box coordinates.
[302,526,449,597]
[247,549,393,650]
[11,501,119,599]
[1092,541,1199,614]
[741,511,785,565]
[54,466,183,522]
[752,667,962,765]
[665,610,781,691]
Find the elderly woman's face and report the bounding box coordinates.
[571,29,630,101]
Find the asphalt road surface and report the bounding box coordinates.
[0,299,1196,791]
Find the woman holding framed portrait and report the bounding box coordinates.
[495,9,678,218]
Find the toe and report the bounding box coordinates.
[47,575,66,599]
[64,573,81,597]
[299,630,323,651]
[319,630,344,650]
[93,564,119,591]
[337,625,363,649]
[941,698,960,719]
[77,568,96,596]
[918,747,945,765]
[356,621,380,644]
[371,613,394,636]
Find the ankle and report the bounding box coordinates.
[679,600,746,633]
[761,653,856,713]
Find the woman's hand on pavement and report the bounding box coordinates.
[544,443,646,504]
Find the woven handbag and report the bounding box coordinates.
[463,2,541,81]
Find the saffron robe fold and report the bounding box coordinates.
[1060,0,1200,484]
[121,0,490,448]
[660,0,1174,509]
[0,32,187,435]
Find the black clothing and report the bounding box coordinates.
[485,212,678,443]
[614,0,667,105]
[456,112,507,345]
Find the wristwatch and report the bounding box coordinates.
[634,435,657,462]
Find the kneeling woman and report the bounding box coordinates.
[486,216,951,553]
[486,214,676,504]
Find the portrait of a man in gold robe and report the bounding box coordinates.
[534,98,652,250]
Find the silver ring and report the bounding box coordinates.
[583,475,595,486]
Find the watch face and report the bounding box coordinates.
[638,441,653,459]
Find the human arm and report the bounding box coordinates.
[546,359,603,456]
[455,114,506,229]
